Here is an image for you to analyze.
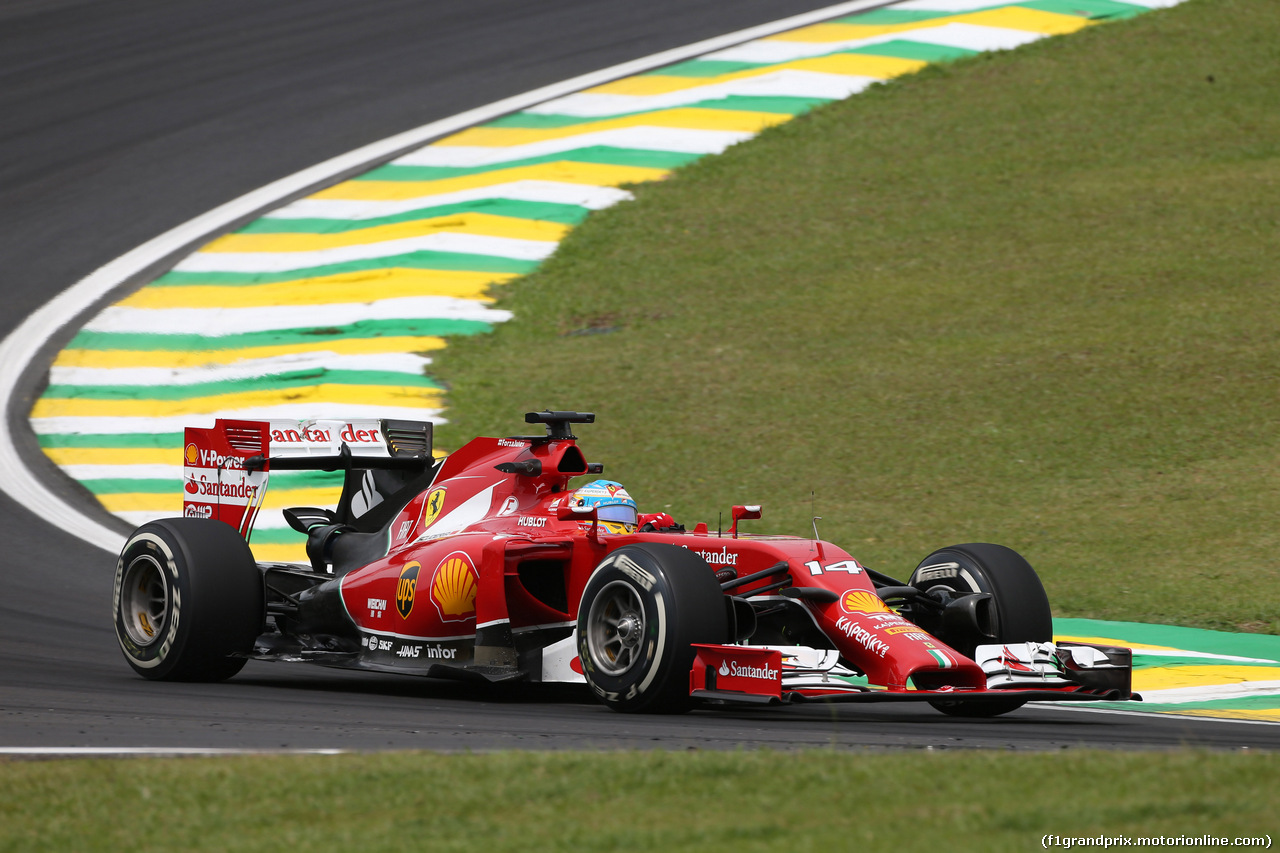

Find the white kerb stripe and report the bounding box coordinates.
[709,21,1043,64]
[266,181,634,221]
[398,127,753,167]
[33,404,447,436]
[175,233,557,273]
[890,0,1011,10]
[51,352,434,387]
[529,70,877,118]
[84,297,512,335]
[60,465,185,481]
[1136,680,1280,705]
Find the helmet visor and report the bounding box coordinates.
[596,504,637,528]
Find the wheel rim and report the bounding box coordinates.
[585,580,646,676]
[120,554,169,647]
[916,557,1003,634]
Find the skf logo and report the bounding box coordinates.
[840,590,890,614]
[396,562,421,619]
[184,443,200,466]
[430,551,478,623]
[419,488,446,529]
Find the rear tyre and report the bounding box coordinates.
[577,543,728,713]
[113,518,264,681]
[909,543,1051,718]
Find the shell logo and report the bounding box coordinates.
[840,589,890,614]
[184,443,200,466]
[430,551,478,623]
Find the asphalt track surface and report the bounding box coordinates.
[2,0,1276,754]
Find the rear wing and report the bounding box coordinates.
[182,418,433,540]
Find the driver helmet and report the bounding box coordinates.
[571,479,637,534]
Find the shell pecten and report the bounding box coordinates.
[431,553,477,621]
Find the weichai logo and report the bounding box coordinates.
[430,552,478,623]
[396,561,421,619]
[840,590,891,614]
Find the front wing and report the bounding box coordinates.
[689,641,1139,706]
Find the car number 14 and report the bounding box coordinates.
[804,559,863,576]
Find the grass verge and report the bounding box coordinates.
[433,0,1280,634]
[2,750,1277,852]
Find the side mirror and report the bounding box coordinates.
[729,505,761,539]
[557,502,601,542]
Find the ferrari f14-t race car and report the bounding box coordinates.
[113,410,1138,716]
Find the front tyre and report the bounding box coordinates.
[577,543,728,714]
[910,543,1052,718]
[113,518,264,681]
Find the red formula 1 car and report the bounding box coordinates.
[113,410,1138,716]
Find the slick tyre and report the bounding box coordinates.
[909,543,1052,718]
[577,543,728,714]
[113,518,264,681]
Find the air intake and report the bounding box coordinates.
[382,419,433,458]
[223,422,266,454]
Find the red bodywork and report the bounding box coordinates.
[182,416,1134,707]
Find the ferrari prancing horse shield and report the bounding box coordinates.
[419,487,446,530]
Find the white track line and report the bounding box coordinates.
[1026,704,1280,727]
[0,747,348,757]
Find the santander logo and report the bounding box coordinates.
[718,658,779,680]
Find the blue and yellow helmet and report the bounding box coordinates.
[572,479,637,534]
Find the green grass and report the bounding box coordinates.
[2,750,1276,852]
[433,0,1280,635]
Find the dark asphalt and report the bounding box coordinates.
[1,0,1275,753]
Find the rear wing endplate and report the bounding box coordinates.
[182,418,432,540]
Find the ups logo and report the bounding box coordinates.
[397,561,421,619]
